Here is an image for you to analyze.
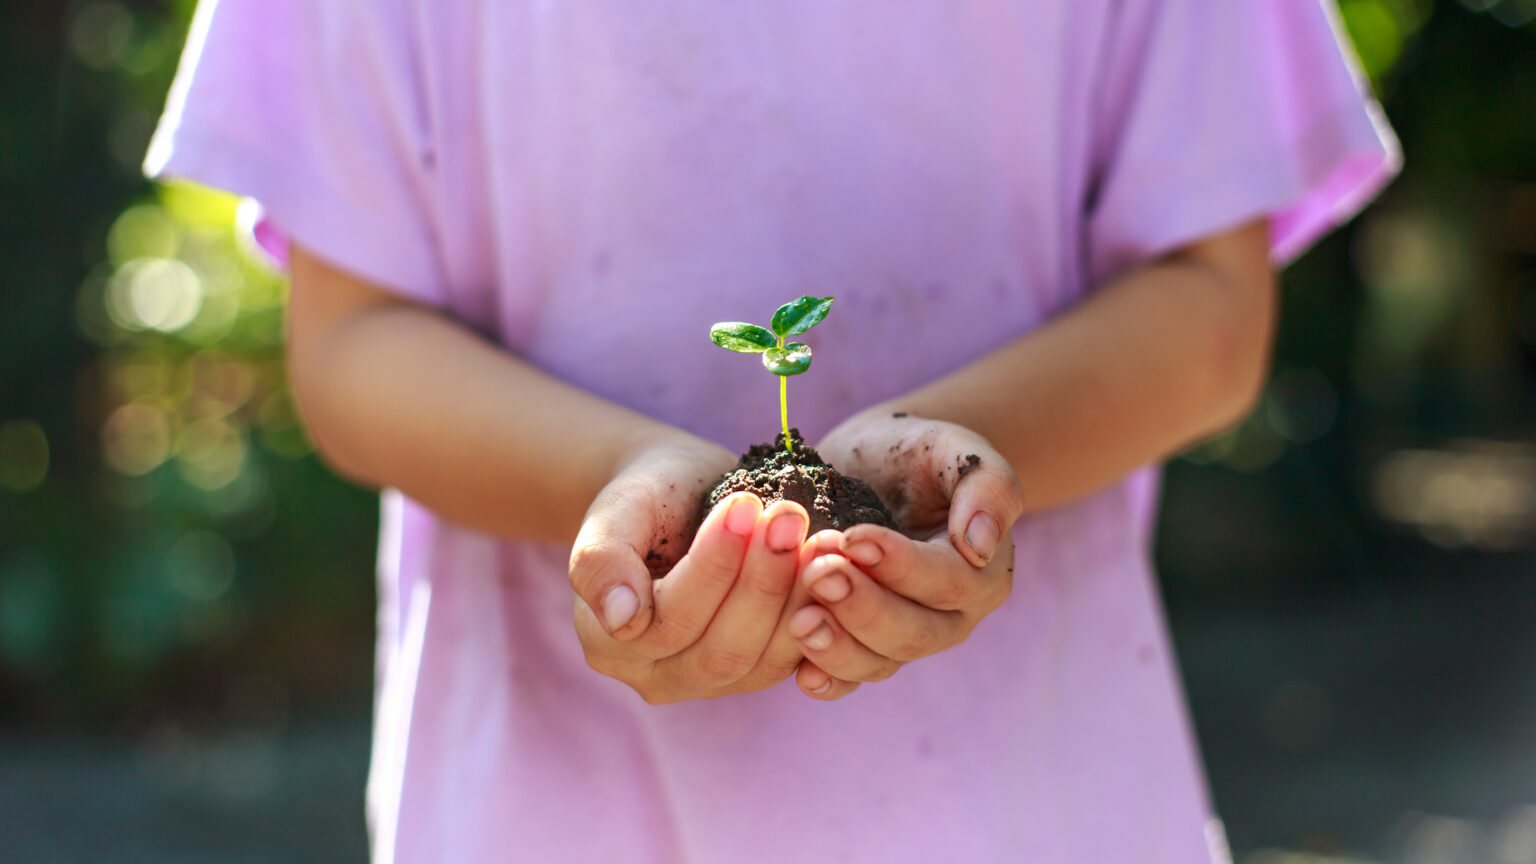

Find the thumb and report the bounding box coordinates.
[945,446,1025,568]
[569,486,657,641]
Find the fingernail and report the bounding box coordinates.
[725,495,758,536]
[842,541,883,568]
[766,511,805,552]
[602,585,639,632]
[811,572,851,603]
[808,678,832,695]
[789,606,823,639]
[801,623,833,652]
[965,512,1001,563]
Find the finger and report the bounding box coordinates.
[665,500,807,688]
[795,659,860,701]
[572,594,646,683]
[797,529,846,576]
[801,552,967,662]
[839,523,1001,613]
[641,492,761,658]
[711,528,842,693]
[787,604,901,683]
[570,493,659,641]
[942,448,1025,568]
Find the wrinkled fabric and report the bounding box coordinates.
[150,2,1398,860]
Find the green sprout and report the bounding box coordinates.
[709,296,834,454]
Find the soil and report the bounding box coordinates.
[704,428,896,537]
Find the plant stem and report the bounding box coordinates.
[780,374,792,453]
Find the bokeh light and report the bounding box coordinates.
[107,204,180,265]
[1458,0,1536,27]
[101,402,171,476]
[68,1,134,72]
[0,420,50,492]
[174,414,246,490]
[1371,440,1536,549]
[106,257,204,333]
[1265,368,1340,444]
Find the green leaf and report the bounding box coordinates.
[770,296,834,338]
[710,322,777,353]
[762,342,812,376]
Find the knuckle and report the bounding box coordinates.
[568,541,621,595]
[584,645,651,687]
[891,629,938,662]
[761,656,801,684]
[892,614,961,661]
[687,548,743,591]
[645,617,698,657]
[696,647,757,686]
[742,564,794,604]
[839,598,882,635]
[631,672,687,706]
[925,577,970,611]
[959,465,1024,521]
[582,636,637,674]
[747,648,801,685]
[864,662,901,683]
[1007,472,1026,505]
[862,546,913,589]
[716,669,775,697]
[568,539,609,574]
[990,472,1027,521]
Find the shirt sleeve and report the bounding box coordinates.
[145,0,445,305]
[1084,0,1401,282]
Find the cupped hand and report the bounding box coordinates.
[568,440,814,704]
[785,412,1025,699]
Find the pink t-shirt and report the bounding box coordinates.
[150,2,1398,861]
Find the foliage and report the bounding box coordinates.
[710,296,834,452]
[0,0,376,724]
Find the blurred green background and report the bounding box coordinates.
[3,0,1535,862]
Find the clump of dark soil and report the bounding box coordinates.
[705,429,896,537]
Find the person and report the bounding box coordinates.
[147,1,1399,861]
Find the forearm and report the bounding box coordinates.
[883,220,1276,513]
[287,248,707,545]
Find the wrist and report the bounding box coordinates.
[606,421,730,480]
[825,402,907,441]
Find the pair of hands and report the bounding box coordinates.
[568,412,1025,704]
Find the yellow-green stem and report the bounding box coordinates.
[780,374,792,453]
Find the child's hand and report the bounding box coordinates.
[785,413,1025,699]
[568,442,811,703]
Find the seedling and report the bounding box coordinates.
[709,296,834,454]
